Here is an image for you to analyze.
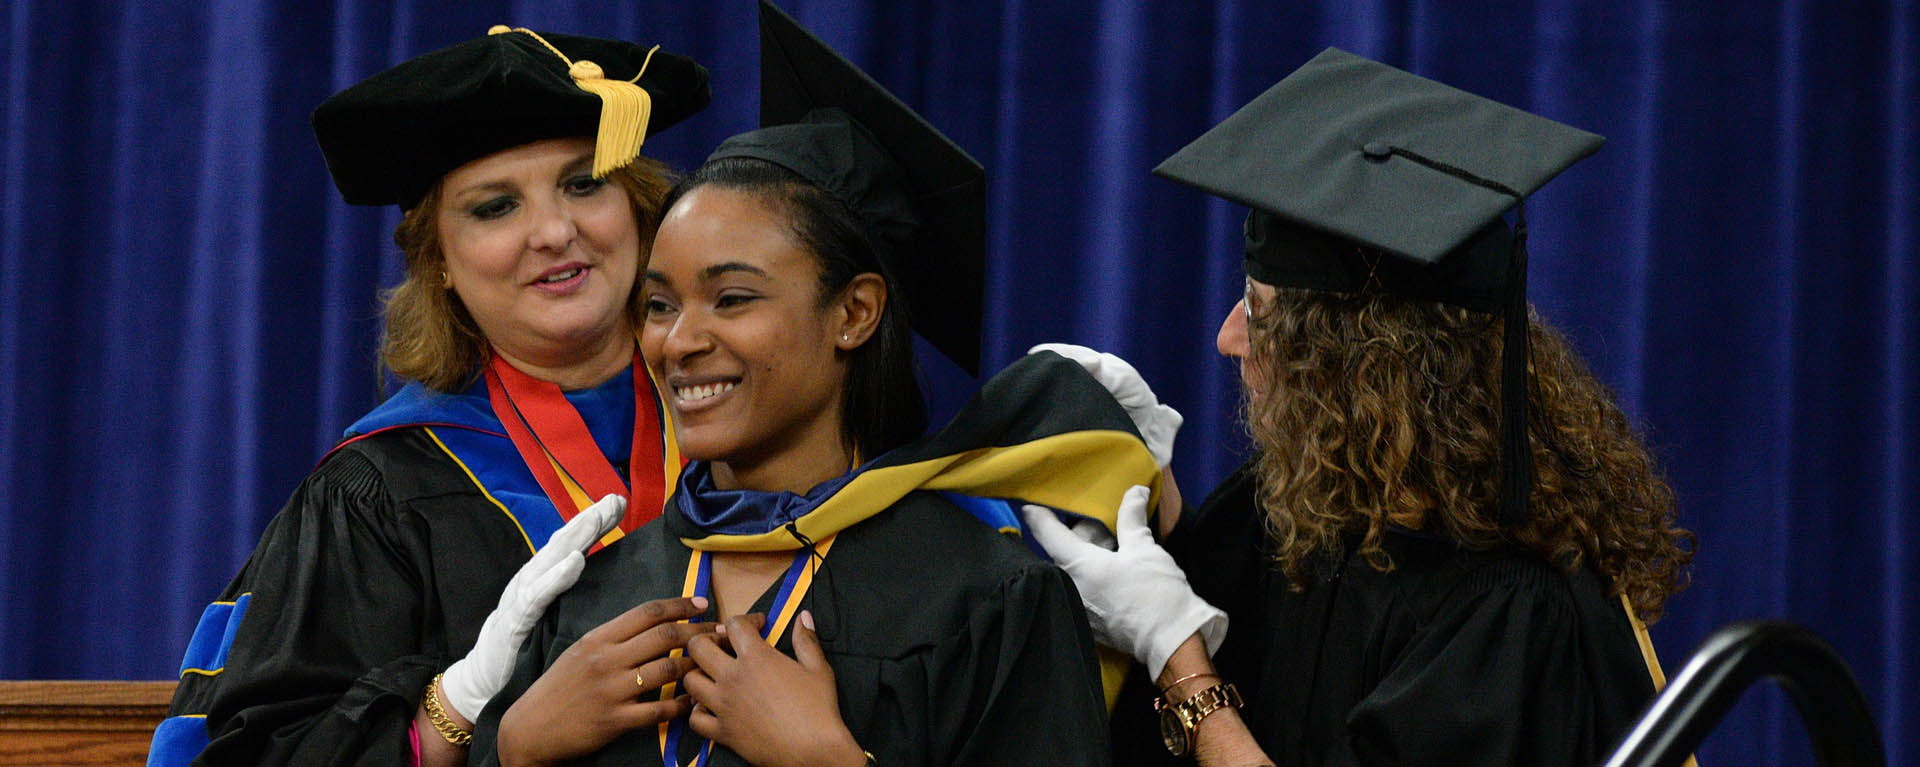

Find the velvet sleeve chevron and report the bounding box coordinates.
[149,429,540,767]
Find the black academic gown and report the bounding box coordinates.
[161,428,539,766]
[149,365,669,767]
[469,491,1113,767]
[1112,463,1656,767]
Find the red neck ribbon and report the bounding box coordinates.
[483,350,672,548]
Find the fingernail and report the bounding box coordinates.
[691,596,709,610]
[799,610,815,630]
[714,623,727,635]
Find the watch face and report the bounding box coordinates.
[1158,707,1190,756]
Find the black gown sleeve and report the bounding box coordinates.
[1163,464,1267,642]
[466,602,567,767]
[1328,566,1647,767]
[171,449,445,767]
[924,562,1112,766]
[1112,465,1267,767]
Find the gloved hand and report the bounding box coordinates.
[1028,343,1182,467]
[1022,485,1225,678]
[440,493,628,722]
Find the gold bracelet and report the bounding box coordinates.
[1159,671,1218,694]
[422,672,473,746]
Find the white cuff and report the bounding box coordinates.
[1143,601,1229,680]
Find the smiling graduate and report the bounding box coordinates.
[466,4,1156,767]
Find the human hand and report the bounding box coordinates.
[1022,485,1226,678]
[1028,343,1183,468]
[442,493,628,724]
[496,596,714,766]
[1156,466,1184,537]
[683,612,866,767]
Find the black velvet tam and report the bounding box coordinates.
[313,28,710,209]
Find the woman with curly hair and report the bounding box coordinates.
[1237,289,1691,627]
[1029,49,1694,766]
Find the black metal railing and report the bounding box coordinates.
[1603,621,1884,767]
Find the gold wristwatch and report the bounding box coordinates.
[1154,681,1243,756]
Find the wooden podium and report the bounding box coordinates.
[0,681,175,767]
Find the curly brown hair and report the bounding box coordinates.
[1245,287,1694,621]
[381,157,674,391]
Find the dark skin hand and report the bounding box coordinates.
[682,611,867,767]
[498,596,717,767]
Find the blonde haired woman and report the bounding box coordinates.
[151,27,711,767]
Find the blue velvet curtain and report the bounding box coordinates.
[2,1,1913,764]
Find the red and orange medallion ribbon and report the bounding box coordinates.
[483,350,676,549]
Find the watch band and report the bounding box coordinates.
[1154,681,1243,756]
[1182,681,1244,723]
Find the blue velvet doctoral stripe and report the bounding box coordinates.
[175,593,249,677]
[149,592,251,767]
[146,716,209,767]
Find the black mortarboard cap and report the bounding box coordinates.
[313,27,711,209]
[1155,47,1606,526]
[706,0,986,375]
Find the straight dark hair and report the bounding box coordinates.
[660,157,927,459]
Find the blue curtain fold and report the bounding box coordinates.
[1,2,1913,765]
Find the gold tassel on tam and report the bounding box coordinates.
[488,25,658,177]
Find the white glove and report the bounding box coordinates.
[1022,486,1225,679]
[1028,343,1183,468]
[440,493,627,722]
[1067,517,1117,551]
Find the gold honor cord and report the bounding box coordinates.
[488,26,657,177]
[1622,593,1700,767]
[656,540,836,766]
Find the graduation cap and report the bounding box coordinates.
[705,0,987,375]
[313,26,712,209]
[1154,47,1606,525]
